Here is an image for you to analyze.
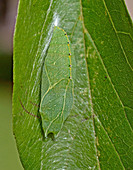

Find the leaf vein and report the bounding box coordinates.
[102,0,133,71]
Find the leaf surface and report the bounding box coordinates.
[13,0,133,169]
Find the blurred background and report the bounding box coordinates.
[0,0,132,169]
[0,0,23,169]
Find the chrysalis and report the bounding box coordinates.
[40,26,76,138]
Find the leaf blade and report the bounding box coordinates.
[82,0,133,168]
[13,0,133,169]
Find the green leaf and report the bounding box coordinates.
[13,0,133,169]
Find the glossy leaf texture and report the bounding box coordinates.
[13,0,133,169]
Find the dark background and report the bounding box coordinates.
[0,0,132,169]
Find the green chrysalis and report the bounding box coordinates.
[40,26,76,138]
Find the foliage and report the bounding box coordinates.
[13,0,133,169]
